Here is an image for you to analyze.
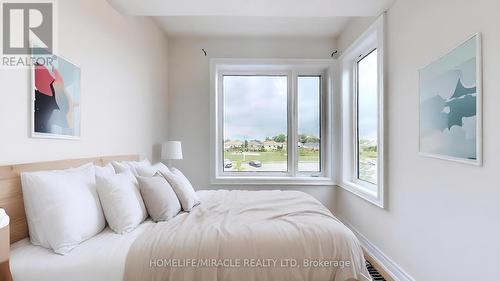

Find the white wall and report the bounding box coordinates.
[0,0,169,164]
[336,0,500,280]
[337,17,376,54]
[167,36,339,210]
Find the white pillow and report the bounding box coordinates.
[94,163,115,178]
[21,163,105,255]
[159,168,200,212]
[136,162,170,177]
[96,171,147,234]
[111,159,150,176]
[137,175,181,222]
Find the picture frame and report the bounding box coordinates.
[418,33,482,166]
[31,49,81,140]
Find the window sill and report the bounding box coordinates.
[211,176,336,186]
[339,181,385,208]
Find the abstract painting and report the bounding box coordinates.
[419,34,482,165]
[31,51,81,139]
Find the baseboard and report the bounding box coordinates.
[337,216,416,281]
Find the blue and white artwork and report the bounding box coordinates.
[419,34,481,165]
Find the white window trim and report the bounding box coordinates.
[210,59,335,186]
[339,15,386,208]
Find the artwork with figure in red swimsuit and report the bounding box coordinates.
[32,53,81,138]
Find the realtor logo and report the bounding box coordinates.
[2,1,53,54]
[1,0,56,68]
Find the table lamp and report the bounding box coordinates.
[162,141,183,168]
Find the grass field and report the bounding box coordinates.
[224,148,319,163]
[298,148,320,161]
[224,148,320,171]
[224,150,287,162]
[358,140,378,184]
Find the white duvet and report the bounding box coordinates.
[124,190,371,281]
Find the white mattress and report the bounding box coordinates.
[10,220,155,281]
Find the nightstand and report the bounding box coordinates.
[0,209,12,281]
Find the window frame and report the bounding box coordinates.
[210,59,335,185]
[340,15,386,208]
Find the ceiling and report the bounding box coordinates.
[107,0,395,37]
[154,16,353,37]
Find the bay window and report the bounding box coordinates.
[210,16,385,207]
[210,16,385,203]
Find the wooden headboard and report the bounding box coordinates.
[0,155,139,244]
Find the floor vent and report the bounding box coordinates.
[366,260,387,281]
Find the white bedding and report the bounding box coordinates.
[10,220,155,281]
[11,190,370,281]
[125,190,371,281]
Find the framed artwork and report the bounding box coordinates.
[31,50,81,139]
[419,33,482,165]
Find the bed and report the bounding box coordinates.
[1,156,371,281]
[11,221,154,281]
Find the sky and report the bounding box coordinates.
[357,49,379,141]
[223,60,379,142]
[223,75,320,141]
[298,76,321,137]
